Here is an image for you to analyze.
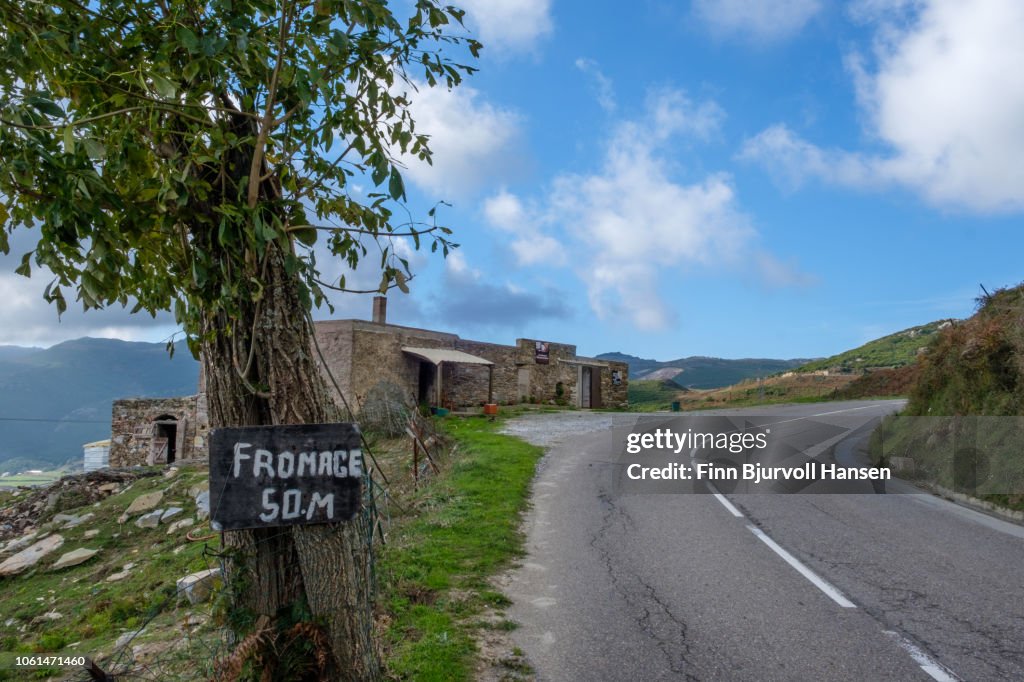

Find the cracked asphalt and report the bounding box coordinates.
[501,401,1024,681]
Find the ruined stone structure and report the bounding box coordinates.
[108,393,210,467]
[108,297,627,466]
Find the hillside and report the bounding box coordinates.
[0,338,199,474]
[599,352,808,389]
[794,321,948,373]
[904,286,1024,417]
[870,284,1024,511]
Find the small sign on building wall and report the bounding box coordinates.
[535,341,550,364]
[208,423,362,531]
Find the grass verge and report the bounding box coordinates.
[379,415,542,681]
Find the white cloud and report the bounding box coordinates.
[693,0,822,42]
[575,58,616,112]
[397,82,522,198]
[458,0,553,54]
[487,89,810,331]
[0,272,179,347]
[742,0,1024,213]
[482,190,566,267]
[739,124,875,188]
[644,88,725,141]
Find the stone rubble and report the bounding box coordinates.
[51,547,99,570]
[0,534,64,576]
[135,509,164,529]
[176,568,222,604]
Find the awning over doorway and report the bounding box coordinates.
[402,347,495,406]
[402,347,493,366]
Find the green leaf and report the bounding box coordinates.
[14,252,31,277]
[27,96,63,118]
[371,163,387,186]
[83,138,106,159]
[293,226,318,247]
[182,61,201,82]
[176,26,199,53]
[388,169,405,200]
[151,74,177,98]
[63,126,75,153]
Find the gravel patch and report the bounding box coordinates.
[499,411,623,448]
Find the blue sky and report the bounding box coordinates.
[3,0,1024,361]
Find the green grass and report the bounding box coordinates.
[380,416,542,681]
[0,470,67,488]
[794,321,944,373]
[0,467,218,679]
[627,380,685,411]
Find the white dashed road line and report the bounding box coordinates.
[883,631,961,682]
[745,524,857,608]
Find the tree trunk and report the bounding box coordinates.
[201,246,378,680]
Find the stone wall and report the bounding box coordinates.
[600,360,630,408]
[310,320,631,411]
[109,396,202,467]
[450,339,520,405]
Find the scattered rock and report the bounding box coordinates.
[181,613,208,628]
[176,568,222,604]
[187,482,208,499]
[163,467,179,479]
[114,629,145,650]
[31,611,63,624]
[167,518,195,535]
[194,491,210,521]
[83,529,100,539]
[52,547,99,570]
[106,562,135,582]
[135,510,164,529]
[124,491,164,516]
[0,534,64,576]
[161,507,184,522]
[1,530,42,556]
[98,483,120,494]
[55,512,95,529]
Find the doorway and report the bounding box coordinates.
[153,415,178,464]
[417,361,437,405]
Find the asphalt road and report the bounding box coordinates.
[502,400,1024,681]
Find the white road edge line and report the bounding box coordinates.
[707,483,744,517]
[746,524,856,608]
[883,631,960,682]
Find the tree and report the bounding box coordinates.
[0,0,479,677]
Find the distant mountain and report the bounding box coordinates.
[0,338,199,474]
[793,320,949,374]
[0,345,42,362]
[599,353,810,389]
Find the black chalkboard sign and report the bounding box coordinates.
[208,423,363,531]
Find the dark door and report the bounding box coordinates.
[418,361,435,405]
[154,416,177,464]
[591,367,602,408]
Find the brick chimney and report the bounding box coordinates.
[372,295,387,324]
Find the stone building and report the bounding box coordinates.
[107,296,627,466]
[108,393,210,468]
[315,297,629,411]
